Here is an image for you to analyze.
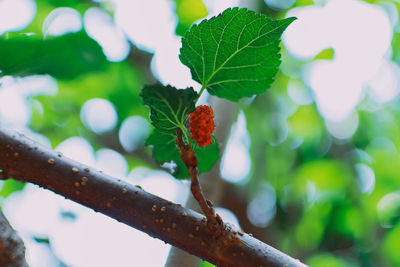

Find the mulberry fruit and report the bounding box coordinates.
[189,105,215,146]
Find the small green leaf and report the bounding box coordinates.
[179,8,295,101]
[0,31,107,79]
[140,85,198,132]
[196,137,220,173]
[146,130,219,179]
[146,129,179,165]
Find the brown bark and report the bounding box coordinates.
[0,127,307,267]
[0,210,28,267]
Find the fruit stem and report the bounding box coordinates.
[175,128,222,236]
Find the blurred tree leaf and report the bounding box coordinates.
[174,0,208,36]
[367,138,400,195]
[333,204,366,240]
[41,0,84,8]
[293,160,351,202]
[200,260,216,267]
[293,0,314,6]
[335,205,369,242]
[179,8,295,101]
[393,33,400,63]
[313,48,335,61]
[306,253,350,267]
[140,85,197,132]
[0,31,107,79]
[146,129,219,179]
[295,203,332,250]
[376,192,400,228]
[101,63,146,121]
[382,223,400,266]
[0,179,25,198]
[288,104,324,142]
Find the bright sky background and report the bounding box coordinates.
[0,0,397,266]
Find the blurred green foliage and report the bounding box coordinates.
[0,32,107,79]
[0,180,25,198]
[173,0,208,35]
[31,62,145,145]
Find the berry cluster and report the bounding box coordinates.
[189,105,215,146]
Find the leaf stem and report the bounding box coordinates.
[197,85,206,101]
[179,125,192,147]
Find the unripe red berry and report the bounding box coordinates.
[189,105,215,146]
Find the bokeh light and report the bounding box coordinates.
[43,7,82,37]
[80,98,118,134]
[84,7,130,62]
[283,0,392,122]
[0,0,36,35]
[118,116,150,152]
[220,112,251,184]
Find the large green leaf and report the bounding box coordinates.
[0,31,107,79]
[140,85,197,132]
[179,8,295,101]
[146,129,219,179]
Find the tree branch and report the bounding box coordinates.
[0,210,28,267]
[0,127,307,267]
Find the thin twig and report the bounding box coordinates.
[175,128,223,236]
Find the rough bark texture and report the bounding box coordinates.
[0,127,308,267]
[0,210,28,267]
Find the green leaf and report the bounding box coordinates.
[146,130,219,179]
[140,85,197,133]
[141,84,219,178]
[146,130,179,166]
[0,31,107,79]
[179,8,295,101]
[196,136,220,173]
[146,129,187,178]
